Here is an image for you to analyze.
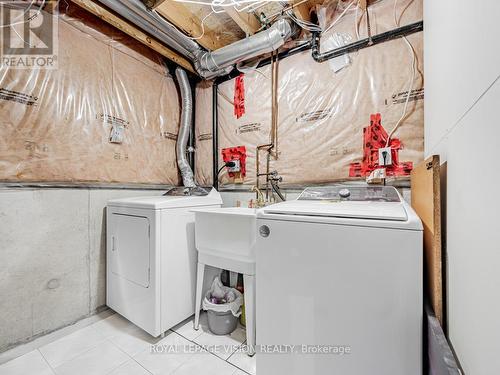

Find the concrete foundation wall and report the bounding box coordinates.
[0,188,163,352]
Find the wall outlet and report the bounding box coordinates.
[227,159,241,172]
[366,167,386,184]
[378,147,392,166]
[109,124,125,144]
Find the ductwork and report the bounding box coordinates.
[96,0,294,79]
[195,18,294,79]
[98,0,201,59]
[175,67,196,188]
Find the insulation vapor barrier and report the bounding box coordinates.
[194,80,214,185]
[196,0,424,188]
[0,6,181,185]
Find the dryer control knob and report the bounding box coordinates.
[339,188,351,198]
[259,225,270,238]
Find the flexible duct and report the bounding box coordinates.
[175,67,196,188]
[96,0,294,79]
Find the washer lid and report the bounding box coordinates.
[262,186,408,221]
[262,200,408,221]
[107,188,222,209]
[297,186,401,203]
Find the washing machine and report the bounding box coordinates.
[106,188,222,337]
[256,186,423,375]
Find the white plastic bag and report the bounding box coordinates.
[323,32,352,73]
[202,277,243,317]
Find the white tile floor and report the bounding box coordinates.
[0,312,256,375]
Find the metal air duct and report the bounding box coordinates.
[175,67,196,188]
[195,18,294,78]
[98,0,202,60]
[97,0,294,79]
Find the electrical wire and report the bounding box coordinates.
[385,0,416,147]
[322,0,355,35]
[354,0,361,39]
[264,0,308,20]
[236,60,269,79]
[153,9,214,40]
[0,0,45,28]
[190,11,214,39]
[288,12,321,32]
[217,164,227,175]
[234,0,266,13]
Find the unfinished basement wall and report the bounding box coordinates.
[195,0,423,188]
[425,0,500,373]
[0,6,181,185]
[0,7,180,351]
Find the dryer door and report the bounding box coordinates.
[109,213,150,288]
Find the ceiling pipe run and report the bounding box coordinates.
[311,20,423,63]
[97,0,294,79]
[195,18,294,79]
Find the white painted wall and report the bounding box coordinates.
[424,1,500,160]
[425,1,500,373]
[0,188,163,352]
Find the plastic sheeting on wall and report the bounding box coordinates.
[195,0,423,188]
[0,6,181,185]
[194,80,214,186]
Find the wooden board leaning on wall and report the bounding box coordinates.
[411,155,443,325]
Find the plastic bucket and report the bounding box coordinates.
[207,310,238,335]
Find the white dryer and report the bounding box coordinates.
[256,186,423,375]
[106,188,222,337]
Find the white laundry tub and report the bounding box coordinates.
[192,207,257,275]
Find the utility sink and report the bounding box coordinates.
[192,207,257,274]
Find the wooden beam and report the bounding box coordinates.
[43,0,59,14]
[142,0,167,9]
[69,0,195,73]
[290,0,311,22]
[225,8,261,35]
[155,1,225,50]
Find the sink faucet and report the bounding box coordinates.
[251,186,266,208]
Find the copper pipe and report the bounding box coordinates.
[255,51,280,201]
[270,51,280,158]
[256,143,272,198]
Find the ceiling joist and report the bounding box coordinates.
[155,1,227,50]
[289,0,312,22]
[43,0,59,14]
[224,8,261,35]
[69,0,195,73]
[142,0,168,9]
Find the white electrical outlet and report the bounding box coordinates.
[227,159,241,172]
[366,167,386,184]
[109,124,125,144]
[378,147,392,166]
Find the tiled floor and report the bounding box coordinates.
[0,312,256,375]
